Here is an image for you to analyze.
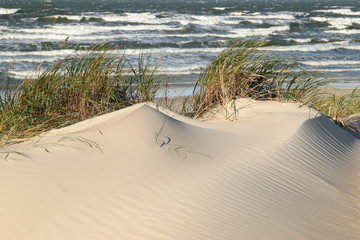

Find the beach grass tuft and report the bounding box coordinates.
[0,45,163,145]
[192,41,325,118]
[312,89,360,129]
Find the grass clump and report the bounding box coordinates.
[0,46,163,145]
[312,89,360,129]
[192,41,325,117]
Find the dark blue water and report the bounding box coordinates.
[1,0,360,94]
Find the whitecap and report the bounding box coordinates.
[190,15,240,26]
[241,12,297,20]
[229,25,290,38]
[44,15,86,21]
[168,25,289,39]
[325,29,360,35]
[313,8,360,16]
[300,60,360,66]
[11,24,183,39]
[311,16,360,30]
[286,38,312,43]
[265,41,359,52]
[0,49,76,57]
[157,65,202,75]
[102,12,160,23]
[0,8,20,15]
[310,68,360,72]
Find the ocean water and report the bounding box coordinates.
[1,0,360,93]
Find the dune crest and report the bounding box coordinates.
[0,100,359,240]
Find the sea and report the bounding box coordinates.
[1,0,360,95]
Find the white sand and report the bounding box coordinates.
[0,99,359,240]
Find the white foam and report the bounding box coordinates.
[8,70,38,79]
[301,60,360,66]
[45,15,86,21]
[190,15,240,26]
[242,12,297,20]
[126,47,225,55]
[7,61,202,80]
[20,17,38,23]
[102,12,169,24]
[0,8,19,15]
[229,25,290,38]
[168,25,290,39]
[286,38,312,43]
[325,29,360,35]
[0,56,60,64]
[265,41,353,52]
[0,23,184,42]
[0,32,113,41]
[230,11,301,26]
[311,16,360,30]
[101,12,242,27]
[23,24,182,35]
[310,68,360,72]
[314,8,360,16]
[101,11,293,28]
[246,19,264,24]
[158,65,202,75]
[0,49,76,57]
[230,12,244,16]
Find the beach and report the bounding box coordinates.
[1,1,360,238]
[0,99,359,239]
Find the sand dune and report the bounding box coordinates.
[0,100,359,239]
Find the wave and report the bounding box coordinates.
[229,25,290,38]
[37,15,103,23]
[187,15,240,26]
[3,21,290,42]
[7,66,360,81]
[30,24,183,34]
[265,41,360,52]
[311,16,360,30]
[325,29,360,35]
[0,47,221,58]
[313,8,360,16]
[7,63,203,80]
[235,11,297,20]
[24,10,299,29]
[101,12,175,25]
[0,8,19,15]
[168,25,290,38]
[158,65,202,75]
[310,68,360,72]
[0,49,76,57]
[286,38,312,43]
[300,60,360,66]
[0,23,185,41]
[8,70,43,79]
[101,12,243,27]
[0,32,111,41]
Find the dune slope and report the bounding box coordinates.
[0,100,359,240]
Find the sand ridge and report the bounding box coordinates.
[0,100,359,239]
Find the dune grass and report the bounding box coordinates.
[312,89,360,130]
[192,41,325,118]
[0,46,163,145]
[191,41,360,132]
[1,41,359,146]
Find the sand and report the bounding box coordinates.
[0,99,359,240]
